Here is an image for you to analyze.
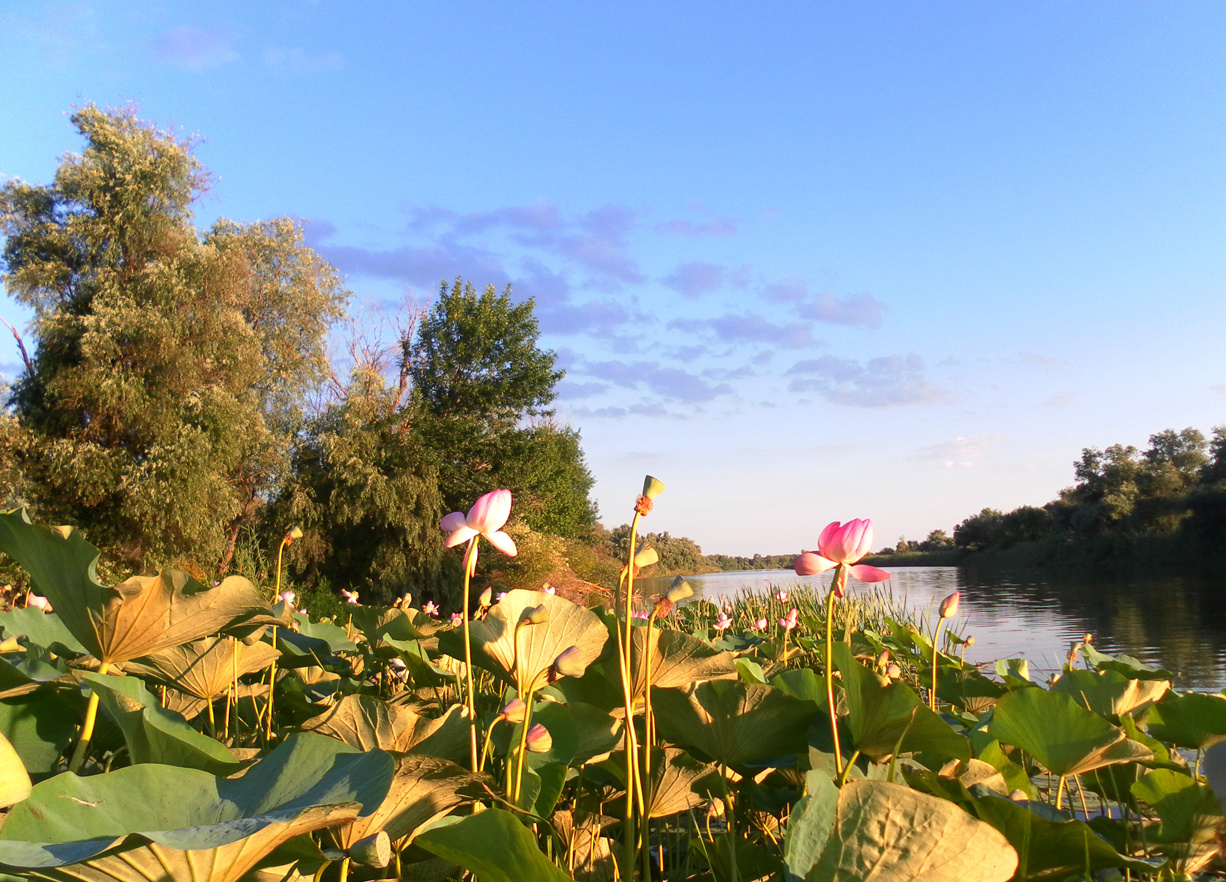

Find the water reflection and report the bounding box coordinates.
[641,567,1226,689]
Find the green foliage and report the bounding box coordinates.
[606,525,714,576]
[0,106,348,573]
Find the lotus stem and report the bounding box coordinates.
[462,537,479,772]
[930,618,944,713]
[620,509,645,878]
[1055,774,1067,811]
[824,575,844,778]
[839,750,861,788]
[69,660,111,773]
[265,627,278,744]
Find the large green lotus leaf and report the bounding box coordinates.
[0,652,76,703]
[936,666,1007,715]
[653,680,817,767]
[125,635,280,701]
[0,607,88,657]
[0,510,272,665]
[834,643,970,765]
[629,626,737,708]
[968,791,1159,879]
[1050,668,1169,717]
[0,731,31,808]
[0,733,393,878]
[1147,691,1226,750]
[331,753,485,850]
[0,691,82,775]
[1079,641,1173,680]
[81,673,240,774]
[1132,768,1221,847]
[771,667,831,711]
[808,780,1017,882]
[416,807,573,882]
[442,589,607,694]
[990,687,1151,778]
[302,694,469,763]
[296,619,358,653]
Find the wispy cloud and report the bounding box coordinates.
[912,434,1007,468]
[263,46,344,73]
[668,314,815,348]
[582,359,733,403]
[320,240,508,288]
[658,217,737,236]
[1020,353,1065,372]
[155,26,239,71]
[1045,393,1078,408]
[766,279,886,329]
[786,353,949,407]
[660,261,749,298]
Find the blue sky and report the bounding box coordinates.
[2,2,1225,556]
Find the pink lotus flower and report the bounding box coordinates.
[542,584,556,595]
[526,722,553,753]
[440,490,518,564]
[450,612,464,626]
[631,610,649,620]
[26,592,51,612]
[713,612,733,632]
[779,608,799,631]
[752,617,768,631]
[389,657,408,681]
[775,590,789,602]
[340,588,360,605]
[423,601,440,617]
[278,590,296,608]
[939,591,961,619]
[793,518,891,597]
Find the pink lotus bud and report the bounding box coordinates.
[478,587,493,607]
[713,612,732,632]
[886,662,902,679]
[775,590,789,602]
[939,591,960,619]
[526,723,552,753]
[753,617,767,631]
[500,698,526,723]
[876,650,890,668]
[26,592,51,613]
[550,645,586,680]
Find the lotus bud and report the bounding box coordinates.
[526,722,552,753]
[499,698,527,723]
[542,584,556,595]
[665,577,694,604]
[753,617,767,631]
[25,592,51,613]
[965,636,975,647]
[938,591,960,620]
[1009,789,1028,802]
[550,645,586,681]
[522,604,550,626]
[876,650,890,669]
[886,662,902,679]
[478,586,493,607]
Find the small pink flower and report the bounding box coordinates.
[496,591,508,602]
[500,698,527,723]
[440,489,518,556]
[779,608,799,631]
[389,658,408,681]
[752,617,768,631]
[631,610,649,620]
[775,590,789,602]
[278,590,296,608]
[423,601,439,617]
[542,584,556,595]
[450,611,463,626]
[340,588,360,605]
[26,592,51,613]
[713,612,733,632]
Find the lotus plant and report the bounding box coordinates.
[932,591,961,711]
[441,489,518,771]
[794,518,891,776]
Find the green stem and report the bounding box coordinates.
[512,692,536,805]
[69,660,111,773]
[1055,774,1067,811]
[462,537,479,772]
[621,510,644,879]
[825,575,844,777]
[265,627,278,744]
[839,750,862,788]
[931,617,945,713]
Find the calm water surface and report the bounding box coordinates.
[645,567,1226,690]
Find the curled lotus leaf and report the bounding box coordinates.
[301,693,469,762]
[1147,691,1226,751]
[443,590,606,694]
[628,626,737,710]
[126,635,280,702]
[1050,668,1170,717]
[0,510,272,666]
[0,733,394,882]
[990,687,1152,778]
[647,747,714,819]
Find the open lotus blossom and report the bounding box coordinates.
[776,590,789,602]
[939,591,961,619]
[779,608,799,631]
[752,617,768,631]
[630,610,649,620]
[713,612,733,632]
[422,601,440,617]
[26,592,51,612]
[278,590,296,608]
[340,588,359,605]
[440,489,518,568]
[793,518,891,597]
[541,584,556,595]
[450,612,464,626]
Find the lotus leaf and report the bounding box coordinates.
[0,731,31,808]
[1132,768,1221,855]
[653,680,816,767]
[834,643,970,765]
[784,770,839,879]
[0,510,271,666]
[1078,641,1173,680]
[1050,667,1169,717]
[0,690,82,775]
[806,780,1018,881]
[0,733,394,882]
[629,626,737,707]
[81,673,241,774]
[416,807,573,882]
[1147,691,1226,750]
[990,687,1152,778]
[443,589,607,694]
[300,693,468,761]
[125,635,280,703]
[0,607,88,657]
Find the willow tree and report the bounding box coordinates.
[0,106,348,572]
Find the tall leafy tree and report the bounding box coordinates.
[0,106,348,571]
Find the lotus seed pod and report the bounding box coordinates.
[665,577,694,604]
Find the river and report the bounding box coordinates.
[642,566,1226,690]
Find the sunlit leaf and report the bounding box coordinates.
[416,808,573,882]
[126,635,279,702]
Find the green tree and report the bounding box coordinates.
[998,506,1052,547]
[0,106,347,572]
[953,508,1004,551]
